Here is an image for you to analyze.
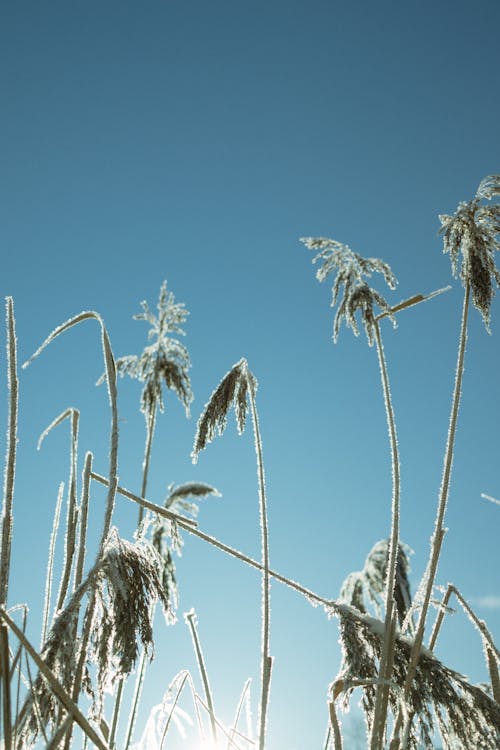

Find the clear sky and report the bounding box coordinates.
[1,2,500,748]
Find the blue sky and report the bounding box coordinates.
[2,1,500,748]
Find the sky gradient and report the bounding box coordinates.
[2,2,500,748]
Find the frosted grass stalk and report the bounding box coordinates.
[41,483,65,645]
[185,609,217,744]
[0,298,18,609]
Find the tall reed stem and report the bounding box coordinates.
[1,623,12,750]
[0,298,18,609]
[370,320,401,750]
[116,404,157,750]
[246,368,273,750]
[186,609,217,743]
[390,283,470,748]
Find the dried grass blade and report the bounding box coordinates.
[227,678,252,750]
[22,311,118,552]
[375,285,451,321]
[481,493,500,507]
[0,298,19,608]
[41,482,65,645]
[0,607,111,750]
[38,408,80,611]
[185,610,217,743]
[1,623,12,750]
[328,699,343,750]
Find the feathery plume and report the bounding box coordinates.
[439,174,500,330]
[301,237,397,345]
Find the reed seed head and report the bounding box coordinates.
[191,358,256,462]
[339,539,412,627]
[113,280,193,418]
[439,175,500,330]
[301,237,397,345]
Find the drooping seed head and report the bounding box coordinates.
[439,175,500,330]
[191,358,256,462]
[301,237,397,344]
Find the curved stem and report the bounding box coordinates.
[246,370,273,750]
[390,283,470,748]
[370,320,401,750]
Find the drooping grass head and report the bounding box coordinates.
[301,237,397,345]
[439,175,500,330]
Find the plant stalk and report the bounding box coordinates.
[246,369,273,750]
[390,283,470,749]
[0,298,18,609]
[370,320,401,750]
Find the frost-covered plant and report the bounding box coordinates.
[111,280,193,521]
[392,176,500,748]
[303,237,401,749]
[192,358,272,750]
[151,482,220,600]
[439,174,500,330]
[333,608,500,750]
[339,539,413,629]
[301,237,397,344]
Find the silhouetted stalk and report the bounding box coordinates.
[186,610,217,743]
[115,404,157,750]
[56,409,80,610]
[1,623,12,750]
[247,367,273,750]
[328,699,343,750]
[390,283,470,749]
[91,471,328,607]
[370,320,401,750]
[0,298,18,609]
[0,608,111,750]
[74,453,93,591]
[429,583,500,701]
[41,483,65,645]
[159,670,190,750]
[138,407,157,525]
[227,678,252,750]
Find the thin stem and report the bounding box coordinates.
[56,409,80,610]
[122,648,147,750]
[159,671,190,750]
[328,700,343,750]
[114,405,157,749]
[0,298,18,608]
[185,610,217,743]
[370,320,401,750]
[1,624,12,750]
[74,452,93,591]
[246,370,273,750]
[138,407,157,525]
[41,483,65,646]
[228,678,252,750]
[390,283,471,749]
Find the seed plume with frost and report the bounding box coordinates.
[339,539,412,627]
[332,606,500,749]
[191,358,256,462]
[110,280,193,417]
[439,174,500,330]
[301,237,397,345]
